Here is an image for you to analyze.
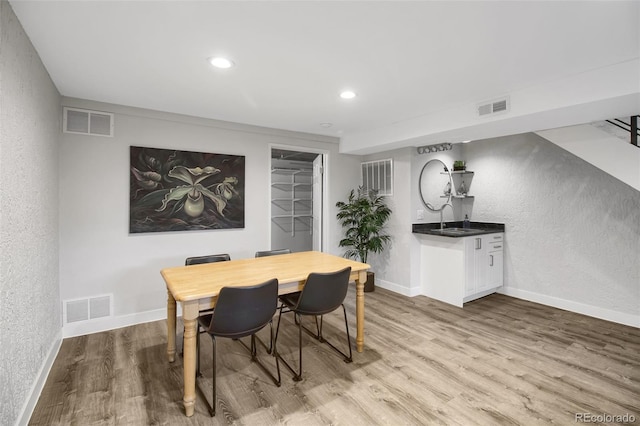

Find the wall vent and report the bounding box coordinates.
[477,97,510,117]
[63,294,113,324]
[361,158,393,196]
[63,107,114,137]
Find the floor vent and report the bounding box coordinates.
[477,96,510,117]
[63,107,114,137]
[63,294,113,324]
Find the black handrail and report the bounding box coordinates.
[605,115,639,147]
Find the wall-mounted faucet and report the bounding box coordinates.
[440,202,452,230]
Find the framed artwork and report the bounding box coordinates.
[129,146,245,233]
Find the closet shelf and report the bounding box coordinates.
[271,167,313,236]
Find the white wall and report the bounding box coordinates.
[362,148,414,295]
[59,98,361,335]
[0,1,61,425]
[536,123,640,191]
[411,133,639,326]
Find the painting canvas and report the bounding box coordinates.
[129,146,245,233]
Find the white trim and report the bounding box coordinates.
[62,307,167,338]
[15,331,62,426]
[375,278,421,297]
[499,287,639,328]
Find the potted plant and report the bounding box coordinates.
[335,186,392,292]
[453,160,466,171]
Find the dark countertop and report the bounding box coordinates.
[412,221,505,237]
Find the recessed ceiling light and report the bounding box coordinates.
[208,57,235,69]
[340,91,356,99]
[320,122,333,128]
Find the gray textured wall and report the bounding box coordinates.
[0,1,61,424]
[464,133,639,318]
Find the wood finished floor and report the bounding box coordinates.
[30,288,640,425]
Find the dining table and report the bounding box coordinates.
[161,250,370,417]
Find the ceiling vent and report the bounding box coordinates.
[63,107,114,137]
[477,96,510,117]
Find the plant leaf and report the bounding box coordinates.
[155,185,192,212]
[196,184,228,216]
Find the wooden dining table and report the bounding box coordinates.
[161,250,370,417]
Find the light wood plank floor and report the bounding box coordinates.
[30,288,640,425]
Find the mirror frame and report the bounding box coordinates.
[418,158,453,212]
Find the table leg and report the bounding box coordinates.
[355,270,366,352]
[167,290,176,362]
[182,301,199,417]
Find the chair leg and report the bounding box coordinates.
[235,331,281,386]
[315,305,353,363]
[297,313,303,380]
[195,335,217,416]
[267,320,274,354]
[274,306,303,381]
[196,328,201,377]
[211,337,217,416]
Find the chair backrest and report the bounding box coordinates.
[255,248,291,258]
[185,253,231,266]
[209,278,279,338]
[295,267,351,316]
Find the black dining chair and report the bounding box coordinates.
[254,248,291,352]
[274,267,352,381]
[255,248,291,257]
[182,254,231,356]
[196,278,281,416]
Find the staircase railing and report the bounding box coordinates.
[605,115,639,147]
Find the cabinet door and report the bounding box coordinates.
[464,236,485,296]
[487,250,504,288]
[487,241,504,289]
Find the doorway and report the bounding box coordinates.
[270,147,325,252]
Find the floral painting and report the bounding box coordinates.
[129,146,244,233]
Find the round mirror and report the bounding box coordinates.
[419,159,453,212]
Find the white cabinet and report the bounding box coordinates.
[487,237,504,290]
[464,233,504,302]
[417,231,504,307]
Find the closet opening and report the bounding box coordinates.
[270,148,325,253]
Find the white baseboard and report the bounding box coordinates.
[375,278,422,297]
[499,287,639,328]
[62,307,168,338]
[377,281,638,328]
[16,331,62,426]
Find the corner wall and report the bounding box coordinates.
[59,98,361,335]
[0,1,61,425]
[455,133,638,325]
[362,148,413,295]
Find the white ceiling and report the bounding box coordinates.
[9,1,640,154]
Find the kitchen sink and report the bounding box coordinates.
[430,227,487,236]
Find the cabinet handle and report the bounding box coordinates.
[493,245,502,249]
[490,254,494,266]
[475,238,481,250]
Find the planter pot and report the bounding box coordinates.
[364,271,375,292]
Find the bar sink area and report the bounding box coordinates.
[412,221,505,237]
[413,221,505,307]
